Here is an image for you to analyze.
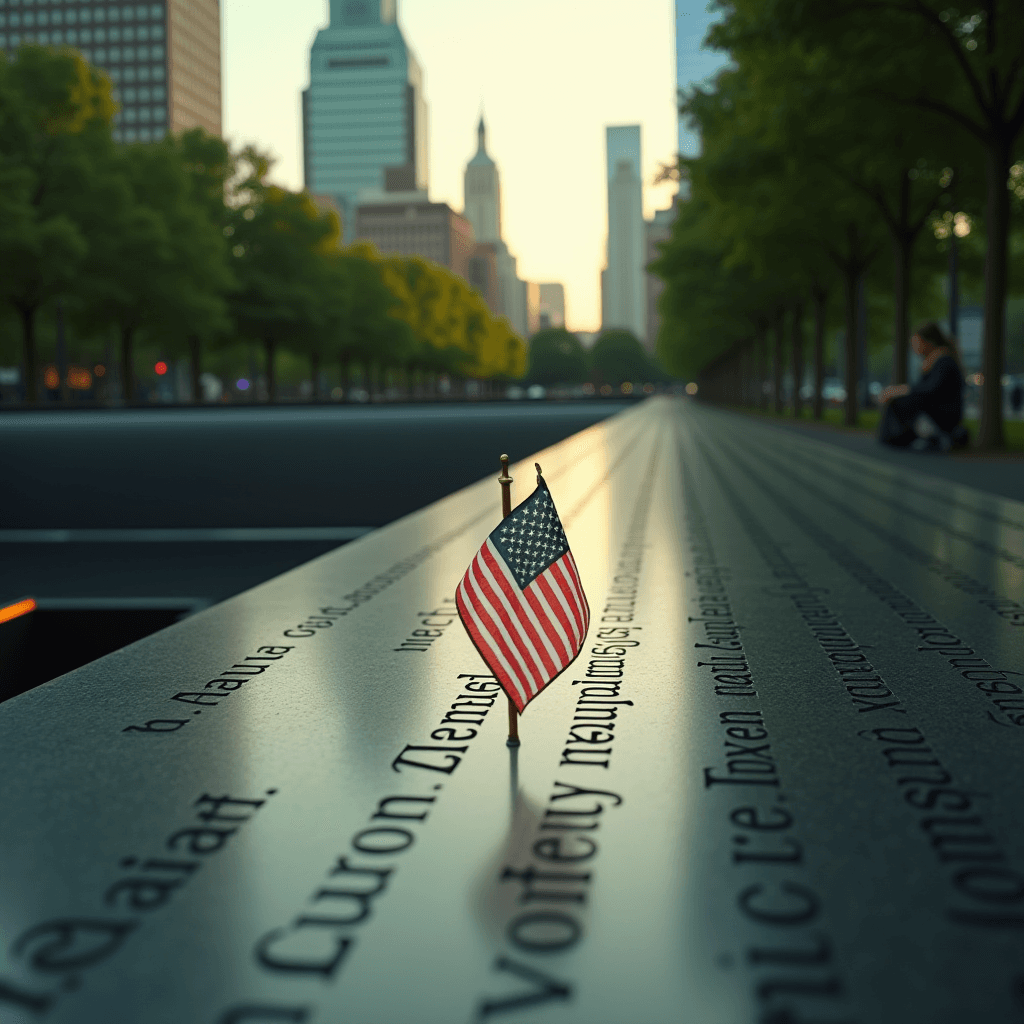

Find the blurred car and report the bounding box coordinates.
[822,378,847,404]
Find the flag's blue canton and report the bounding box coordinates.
[490,486,568,589]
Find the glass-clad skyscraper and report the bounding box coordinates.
[603,124,646,341]
[0,0,221,145]
[302,0,428,238]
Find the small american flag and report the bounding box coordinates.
[457,472,589,712]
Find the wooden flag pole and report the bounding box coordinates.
[498,454,520,748]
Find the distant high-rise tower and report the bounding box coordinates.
[303,0,428,239]
[0,0,222,145]
[461,116,528,338]
[464,116,500,243]
[602,125,646,341]
[675,0,729,158]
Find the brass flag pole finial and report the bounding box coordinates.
[498,454,520,747]
[499,454,513,520]
[535,462,543,483]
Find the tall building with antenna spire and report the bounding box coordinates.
[462,115,528,338]
[464,116,500,243]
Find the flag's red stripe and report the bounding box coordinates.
[550,560,585,639]
[523,585,573,662]
[480,544,560,678]
[465,562,537,704]
[469,558,546,692]
[456,584,526,710]
[533,575,578,664]
[561,555,590,634]
[535,571,581,650]
[490,550,569,669]
[562,554,590,630]
[535,571,579,651]
[470,564,546,696]
[485,538,569,662]
[460,562,532,706]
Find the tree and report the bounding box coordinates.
[227,147,337,402]
[169,129,238,400]
[527,328,588,384]
[752,0,1024,445]
[379,253,526,379]
[75,139,232,401]
[591,330,651,385]
[0,46,114,401]
[318,247,420,395]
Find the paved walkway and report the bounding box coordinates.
[725,407,1024,503]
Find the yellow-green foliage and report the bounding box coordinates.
[41,49,117,134]
[350,244,525,378]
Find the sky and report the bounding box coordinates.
[223,0,727,333]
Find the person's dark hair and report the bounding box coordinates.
[915,320,961,369]
[914,322,948,349]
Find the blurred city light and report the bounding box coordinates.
[43,367,59,390]
[68,368,93,391]
[685,382,699,396]
[0,598,36,626]
[237,379,250,391]
[154,362,169,376]
[94,365,106,378]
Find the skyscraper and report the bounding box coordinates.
[675,0,729,158]
[538,283,565,330]
[0,0,222,145]
[602,125,646,341]
[644,202,676,353]
[303,0,428,239]
[461,116,527,338]
[464,116,500,243]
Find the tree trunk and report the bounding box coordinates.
[17,304,38,404]
[755,323,768,410]
[891,172,913,387]
[338,355,350,401]
[121,325,135,403]
[264,338,276,403]
[773,309,785,415]
[892,233,912,388]
[811,287,827,422]
[188,334,202,404]
[979,139,1011,450]
[843,268,860,427]
[792,301,805,420]
[310,350,321,401]
[55,301,70,403]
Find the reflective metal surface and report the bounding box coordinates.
[1,399,1022,1023]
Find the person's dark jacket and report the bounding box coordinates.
[909,352,963,432]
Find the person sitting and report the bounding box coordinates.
[878,322,967,451]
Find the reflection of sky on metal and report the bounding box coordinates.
[4,400,1024,1018]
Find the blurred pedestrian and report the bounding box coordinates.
[878,322,966,451]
